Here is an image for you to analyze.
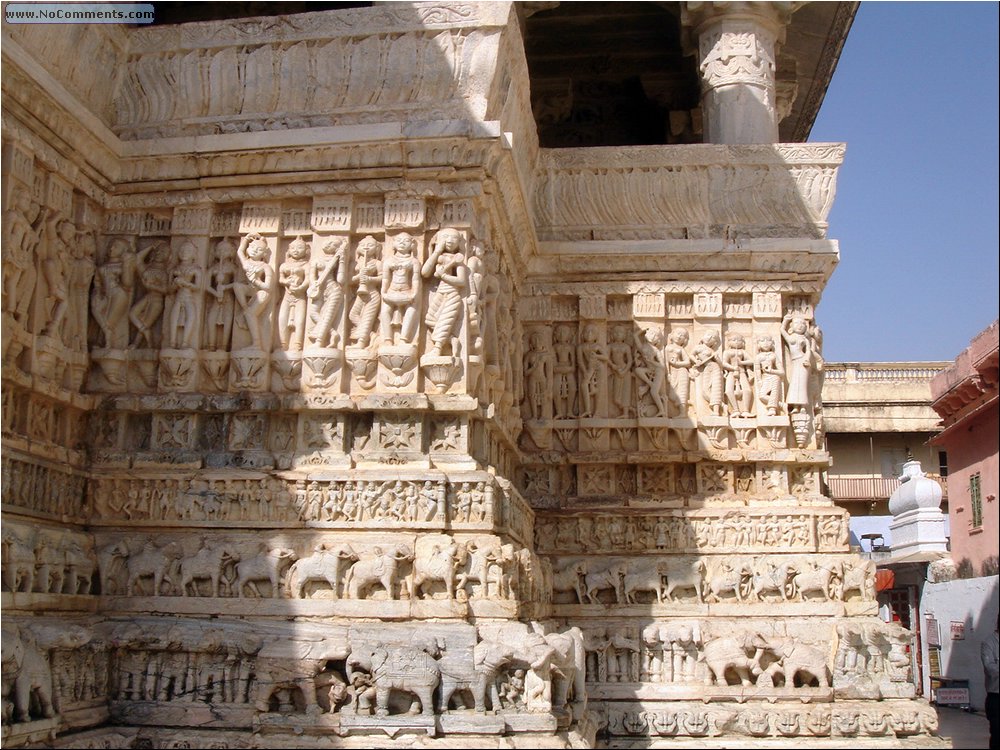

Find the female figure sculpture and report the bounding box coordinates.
[128,242,169,349]
[348,236,382,348]
[277,236,310,351]
[204,238,237,352]
[692,330,724,417]
[421,228,469,357]
[634,327,668,418]
[552,326,577,418]
[233,233,275,351]
[166,240,204,349]
[665,327,693,416]
[577,324,609,419]
[92,239,139,349]
[781,314,814,413]
[307,237,348,349]
[380,233,421,346]
[755,335,783,415]
[722,332,754,417]
[523,331,552,421]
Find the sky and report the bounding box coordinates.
[809,1,999,363]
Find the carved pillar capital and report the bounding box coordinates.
[681,2,798,144]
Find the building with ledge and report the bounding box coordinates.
[2,2,942,747]
[930,321,999,578]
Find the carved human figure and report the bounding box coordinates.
[523,331,552,421]
[755,335,783,415]
[577,324,609,419]
[466,241,485,353]
[125,241,169,349]
[276,235,310,351]
[2,192,43,325]
[781,314,814,412]
[165,240,204,349]
[204,237,237,352]
[665,327,693,416]
[552,326,577,418]
[722,332,754,417]
[348,235,382,348]
[421,228,468,356]
[692,330,724,416]
[379,232,421,345]
[38,212,73,340]
[808,322,825,407]
[307,236,348,348]
[479,252,502,367]
[65,231,97,352]
[607,326,633,417]
[92,239,139,349]
[232,233,275,351]
[634,327,667,417]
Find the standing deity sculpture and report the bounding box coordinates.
[128,242,169,349]
[552,326,577,418]
[66,231,97,352]
[38,211,73,340]
[755,335,783,415]
[722,332,754,417]
[276,236,310,351]
[692,330,725,417]
[2,192,43,326]
[379,232,421,346]
[781,314,814,413]
[607,326,633,417]
[348,236,382,349]
[577,324,609,419]
[307,236,348,349]
[634,327,668,418]
[523,331,552,421]
[421,228,468,357]
[233,233,275,351]
[665,327,693,417]
[92,239,139,349]
[204,238,237,352]
[165,240,204,350]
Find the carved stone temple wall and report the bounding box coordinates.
[1,3,941,748]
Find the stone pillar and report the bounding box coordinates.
[682,2,794,144]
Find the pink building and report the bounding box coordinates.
[930,321,999,577]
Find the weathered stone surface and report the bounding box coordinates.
[1,2,936,747]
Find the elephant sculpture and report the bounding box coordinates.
[253,638,348,715]
[1,623,89,724]
[495,625,586,717]
[700,632,768,686]
[763,637,831,687]
[438,638,515,713]
[348,643,440,717]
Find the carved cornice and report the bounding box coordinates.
[533,143,844,243]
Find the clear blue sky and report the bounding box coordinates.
[810,1,999,363]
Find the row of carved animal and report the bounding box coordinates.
[549,555,875,606]
[580,619,908,690]
[2,616,586,725]
[94,535,542,604]
[2,526,95,595]
[535,510,847,554]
